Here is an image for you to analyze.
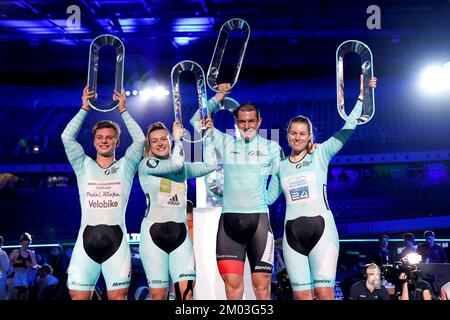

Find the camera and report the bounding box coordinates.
[380,253,422,284]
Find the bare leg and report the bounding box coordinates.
[222,274,244,300]
[251,272,271,300]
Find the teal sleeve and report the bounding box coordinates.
[138,140,185,177]
[121,111,146,179]
[265,169,282,205]
[265,143,284,205]
[318,100,362,166]
[60,109,88,174]
[189,96,232,157]
[189,97,221,133]
[185,136,217,179]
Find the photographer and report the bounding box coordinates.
[398,270,432,300]
[368,235,394,266]
[349,263,390,300]
[398,233,416,260]
[416,230,448,263]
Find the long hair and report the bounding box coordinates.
[143,122,171,158]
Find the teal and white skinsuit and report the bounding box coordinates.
[266,100,363,291]
[138,137,216,288]
[61,108,145,292]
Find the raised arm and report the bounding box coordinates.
[114,87,146,177]
[185,134,218,179]
[189,83,230,133]
[60,86,93,173]
[318,76,377,166]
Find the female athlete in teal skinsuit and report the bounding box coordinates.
[266,75,377,300]
[138,121,216,300]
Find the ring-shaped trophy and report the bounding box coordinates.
[336,40,375,124]
[87,34,125,112]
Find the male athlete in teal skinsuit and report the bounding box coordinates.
[191,84,283,300]
[62,86,177,300]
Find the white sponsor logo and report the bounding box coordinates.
[85,180,122,209]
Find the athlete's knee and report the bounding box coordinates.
[69,290,93,300]
[251,272,270,285]
[314,287,334,300]
[107,288,128,300]
[223,274,243,289]
[251,275,271,299]
[150,288,168,300]
[253,285,270,300]
[294,290,313,300]
[222,274,244,299]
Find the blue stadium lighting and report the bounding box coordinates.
[0,20,62,35]
[95,18,115,32]
[153,86,170,99]
[172,17,214,32]
[0,19,53,28]
[118,18,158,33]
[420,63,450,94]
[128,86,169,100]
[125,90,131,96]
[173,36,199,46]
[50,39,78,46]
[49,19,88,33]
[140,88,153,99]
[118,18,158,26]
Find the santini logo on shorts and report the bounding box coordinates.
[314,279,332,284]
[151,280,169,284]
[254,266,272,271]
[179,273,195,278]
[112,281,130,287]
[70,281,94,287]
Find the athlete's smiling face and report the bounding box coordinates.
[236,110,261,141]
[287,122,311,153]
[94,128,119,157]
[149,129,171,159]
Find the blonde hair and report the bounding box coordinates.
[143,122,171,158]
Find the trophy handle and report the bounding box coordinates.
[170,60,209,143]
[336,40,375,124]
